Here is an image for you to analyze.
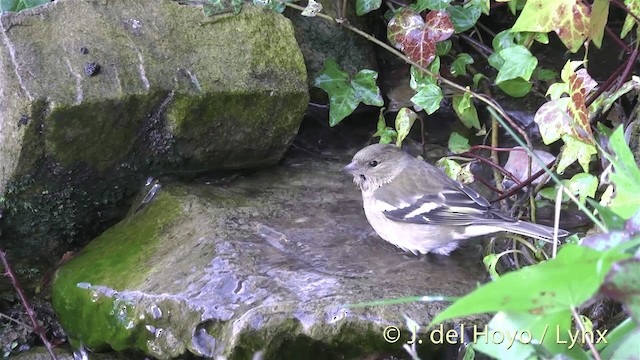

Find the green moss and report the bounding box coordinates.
[45,92,166,172]
[51,192,181,351]
[166,91,305,169]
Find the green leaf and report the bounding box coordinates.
[495,46,538,84]
[314,59,384,127]
[202,0,244,15]
[356,0,381,16]
[410,59,440,90]
[373,108,397,144]
[487,52,505,70]
[589,0,609,47]
[472,73,488,88]
[473,311,589,360]
[301,0,323,16]
[450,53,474,77]
[410,0,451,12]
[497,78,533,98]
[621,0,640,38]
[586,198,626,231]
[253,0,289,13]
[435,40,452,56]
[608,126,640,219]
[395,108,418,146]
[535,68,558,82]
[448,132,470,154]
[411,84,443,114]
[430,244,629,326]
[446,5,482,33]
[453,93,481,129]
[557,134,596,174]
[0,0,49,12]
[437,158,462,180]
[492,29,516,52]
[566,172,598,205]
[605,327,640,360]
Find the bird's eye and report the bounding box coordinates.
[369,160,378,167]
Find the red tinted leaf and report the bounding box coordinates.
[387,9,451,67]
[387,8,424,50]
[567,68,597,144]
[424,10,454,42]
[404,32,437,67]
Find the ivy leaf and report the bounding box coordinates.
[395,108,418,146]
[204,0,244,15]
[0,0,49,12]
[410,59,440,90]
[588,0,609,47]
[534,98,572,145]
[535,68,558,82]
[453,93,480,129]
[253,0,290,13]
[429,245,629,326]
[356,0,381,16]
[446,4,482,33]
[495,46,538,84]
[607,126,640,219]
[411,0,451,12]
[411,84,443,114]
[511,0,591,53]
[557,134,596,174]
[436,158,462,180]
[388,9,454,67]
[621,0,640,38]
[448,132,470,154]
[497,78,533,98]
[373,109,397,144]
[314,58,384,127]
[492,29,516,52]
[301,0,323,16]
[566,172,599,204]
[435,40,452,56]
[566,68,597,144]
[450,53,474,77]
[472,73,488,88]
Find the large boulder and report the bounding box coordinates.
[52,153,488,359]
[0,0,308,278]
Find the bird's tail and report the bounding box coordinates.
[499,220,570,242]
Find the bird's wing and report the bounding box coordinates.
[373,163,510,226]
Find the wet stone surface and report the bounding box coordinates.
[52,151,489,359]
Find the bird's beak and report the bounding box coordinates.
[341,161,359,175]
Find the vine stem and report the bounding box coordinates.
[283,1,533,150]
[0,250,59,360]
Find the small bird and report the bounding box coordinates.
[343,143,569,255]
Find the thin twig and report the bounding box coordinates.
[462,152,523,185]
[571,307,602,360]
[0,250,58,360]
[616,40,639,89]
[605,26,633,54]
[469,145,527,153]
[0,312,33,330]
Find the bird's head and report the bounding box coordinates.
[342,143,408,192]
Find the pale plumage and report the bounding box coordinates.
[343,143,569,255]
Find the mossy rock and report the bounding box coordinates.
[52,156,488,359]
[0,0,308,289]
